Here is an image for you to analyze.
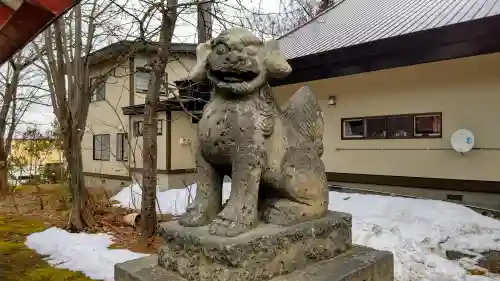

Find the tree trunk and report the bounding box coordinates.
[140,78,159,245]
[64,130,94,231]
[140,0,178,245]
[0,156,9,198]
[35,183,44,210]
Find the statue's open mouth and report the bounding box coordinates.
[209,69,259,83]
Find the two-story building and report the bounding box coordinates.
[82,41,199,193]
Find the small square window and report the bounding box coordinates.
[135,71,150,93]
[387,115,413,138]
[135,68,167,94]
[365,117,386,138]
[414,114,441,137]
[343,119,365,138]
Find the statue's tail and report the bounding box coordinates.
[280,86,324,157]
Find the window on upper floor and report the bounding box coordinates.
[116,133,129,161]
[135,68,170,95]
[93,134,110,161]
[90,78,106,102]
[135,70,150,93]
[133,120,163,136]
[342,113,442,140]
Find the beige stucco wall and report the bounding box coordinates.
[273,53,500,182]
[83,60,131,177]
[170,111,197,171]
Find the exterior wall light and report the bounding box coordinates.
[328,95,336,106]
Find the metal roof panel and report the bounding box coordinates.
[279,0,500,59]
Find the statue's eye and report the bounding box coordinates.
[214,44,229,55]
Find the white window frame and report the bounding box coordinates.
[342,118,365,139]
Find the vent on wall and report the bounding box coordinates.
[446,194,463,202]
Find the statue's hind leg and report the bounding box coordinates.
[262,149,328,225]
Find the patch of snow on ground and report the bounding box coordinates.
[111,182,231,215]
[27,183,500,281]
[329,191,500,281]
[25,227,148,281]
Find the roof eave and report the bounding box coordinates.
[86,41,198,66]
[0,0,79,66]
[272,14,500,87]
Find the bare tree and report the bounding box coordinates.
[0,52,40,198]
[52,0,309,239]
[138,0,181,244]
[235,0,335,39]
[35,0,121,231]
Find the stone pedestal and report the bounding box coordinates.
[115,211,394,281]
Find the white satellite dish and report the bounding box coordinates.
[450,129,475,153]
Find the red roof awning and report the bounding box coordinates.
[0,0,78,66]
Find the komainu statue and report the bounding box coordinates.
[179,28,328,237]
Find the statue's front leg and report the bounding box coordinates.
[179,146,222,227]
[209,146,263,237]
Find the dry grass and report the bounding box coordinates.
[0,216,94,281]
[0,183,171,280]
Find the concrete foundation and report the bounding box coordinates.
[115,211,394,281]
[115,246,393,281]
[331,181,500,211]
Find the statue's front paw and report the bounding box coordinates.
[208,217,254,237]
[178,207,211,227]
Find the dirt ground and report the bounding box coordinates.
[0,183,167,281]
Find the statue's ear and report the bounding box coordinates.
[188,40,213,81]
[263,39,291,79]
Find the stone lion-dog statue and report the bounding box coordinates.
[179,28,328,237]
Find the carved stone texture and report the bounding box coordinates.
[115,246,394,281]
[179,27,329,237]
[158,211,352,281]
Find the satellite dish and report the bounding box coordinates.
[451,129,475,153]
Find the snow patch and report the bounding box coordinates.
[111,182,231,215]
[25,227,147,281]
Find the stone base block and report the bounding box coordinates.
[158,211,352,281]
[115,246,394,281]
